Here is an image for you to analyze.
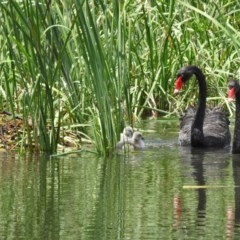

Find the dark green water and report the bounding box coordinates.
[1,120,240,239]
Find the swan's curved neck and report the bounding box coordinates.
[192,70,207,130]
[233,91,240,153]
[191,69,207,146]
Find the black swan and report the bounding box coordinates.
[174,65,230,147]
[227,79,240,153]
[116,130,145,150]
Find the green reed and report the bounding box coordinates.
[0,1,72,153]
[0,0,240,155]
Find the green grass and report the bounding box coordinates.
[0,0,240,155]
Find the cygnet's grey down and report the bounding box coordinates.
[129,131,145,150]
[116,126,133,150]
[116,129,145,150]
[120,126,134,142]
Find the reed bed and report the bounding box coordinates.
[0,0,240,155]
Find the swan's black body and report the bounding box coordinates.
[228,80,240,153]
[175,65,231,147]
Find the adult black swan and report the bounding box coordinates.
[174,65,230,147]
[227,79,240,153]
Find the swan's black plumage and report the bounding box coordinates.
[175,65,230,147]
[228,79,240,153]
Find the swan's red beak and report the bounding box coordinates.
[174,76,184,94]
[227,88,235,102]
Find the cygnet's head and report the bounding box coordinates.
[123,126,134,138]
[131,131,145,150]
[117,126,134,150]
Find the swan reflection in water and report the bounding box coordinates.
[174,148,207,228]
[175,147,230,234]
[226,156,240,239]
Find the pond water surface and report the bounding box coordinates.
[1,120,240,240]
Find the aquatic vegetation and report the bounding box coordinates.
[0,0,239,155]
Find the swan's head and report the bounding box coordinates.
[174,66,199,94]
[227,79,240,102]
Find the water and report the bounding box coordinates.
[0,120,240,239]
